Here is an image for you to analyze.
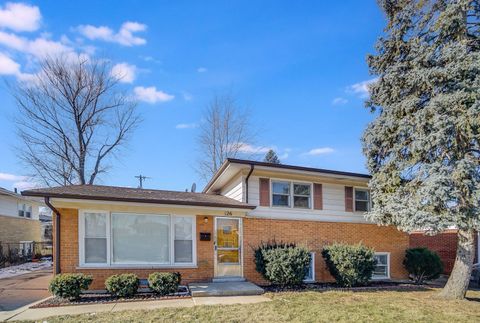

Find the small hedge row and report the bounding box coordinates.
[321,243,376,287]
[254,241,311,287]
[49,272,181,299]
[254,242,444,287]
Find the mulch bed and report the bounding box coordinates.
[262,281,428,293]
[31,286,191,308]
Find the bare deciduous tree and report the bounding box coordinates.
[197,94,255,180]
[13,55,140,186]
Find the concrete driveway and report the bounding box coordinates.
[0,269,52,311]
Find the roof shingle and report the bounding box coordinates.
[22,185,255,209]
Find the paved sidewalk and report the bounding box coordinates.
[0,269,52,311]
[1,295,270,321]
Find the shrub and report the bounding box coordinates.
[254,241,310,287]
[49,273,93,300]
[148,272,181,295]
[322,243,376,287]
[403,247,444,284]
[105,273,139,297]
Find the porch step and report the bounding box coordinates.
[189,281,264,297]
[212,276,246,283]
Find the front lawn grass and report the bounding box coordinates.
[21,288,480,323]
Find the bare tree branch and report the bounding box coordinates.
[12,54,141,187]
[196,93,256,181]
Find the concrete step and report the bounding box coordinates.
[212,276,246,283]
[189,281,264,297]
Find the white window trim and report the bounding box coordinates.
[78,210,197,268]
[304,251,315,283]
[79,210,110,267]
[293,182,312,209]
[270,179,313,210]
[354,187,371,212]
[372,252,390,280]
[271,180,291,208]
[18,203,25,217]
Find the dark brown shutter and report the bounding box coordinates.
[259,178,270,206]
[313,183,323,210]
[345,186,354,212]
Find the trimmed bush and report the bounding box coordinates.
[322,243,376,287]
[404,247,444,284]
[105,273,139,297]
[254,241,311,287]
[49,273,93,300]
[148,272,181,295]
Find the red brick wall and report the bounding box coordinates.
[409,230,478,274]
[55,208,410,289]
[243,217,409,285]
[55,208,214,290]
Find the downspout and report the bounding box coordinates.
[45,197,61,275]
[245,164,254,203]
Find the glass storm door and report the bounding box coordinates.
[214,217,242,277]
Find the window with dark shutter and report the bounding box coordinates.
[313,183,323,210]
[345,186,353,212]
[259,178,270,206]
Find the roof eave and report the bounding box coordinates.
[21,191,256,210]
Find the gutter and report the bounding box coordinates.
[22,193,255,210]
[45,197,61,275]
[245,164,254,203]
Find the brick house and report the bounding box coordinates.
[0,187,43,255]
[410,230,479,274]
[23,158,411,289]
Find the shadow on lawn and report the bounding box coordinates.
[262,282,431,294]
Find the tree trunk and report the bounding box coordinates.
[438,229,475,300]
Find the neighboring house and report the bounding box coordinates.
[0,187,43,255]
[410,230,479,274]
[22,158,410,289]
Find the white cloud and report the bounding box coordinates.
[348,78,378,98]
[140,55,160,63]
[306,147,335,156]
[0,2,41,32]
[0,52,20,75]
[182,91,192,101]
[76,21,147,46]
[134,86,174,104]
[279,148,291,160]
[0,30,74,59]
[13,180,36,190]
[236,143,271,154]
[28,37,73,58]
[332,97,348,105]
[176,123,197,129]
[111,62,137,83]
[0,172,26,181]
[197,67,207,73]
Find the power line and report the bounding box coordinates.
[134,174,150,188]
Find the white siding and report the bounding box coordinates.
[247,176,260,205]
[243,176,369,224]
[322,183,346,212]
[0,195,41,220]
[220,176,244,202]
[0,196,18,217]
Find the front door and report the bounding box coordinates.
[214,217,242,278]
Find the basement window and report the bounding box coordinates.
[372,252,390,279]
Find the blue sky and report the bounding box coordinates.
[0,1,384,191]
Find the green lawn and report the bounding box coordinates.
[22,289,480,323]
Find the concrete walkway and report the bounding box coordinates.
[189,281,264,297]
[1,295,270,321]
[0,269,52,311]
